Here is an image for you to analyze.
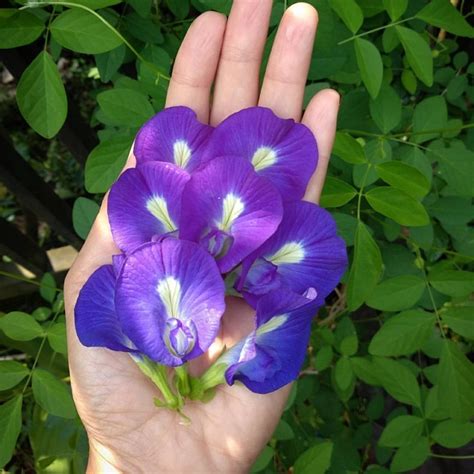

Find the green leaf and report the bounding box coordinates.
[314,345,333,371]
[0,361,29,391]
[85,134,134,193]
[0,11,44,49]
[16,51,67,139]
[373,357,421,407]
[412,96,447,144]
[294,441,333,474]
[166,0,190,19]
[47,323,68,354]
[369,85,402,133]
[369,310,436,356]
[251,445,274,473]
[416,0,474,38]
[339,335,358,357]
[95,44,126,83]
[72,197,99,240]
[375,161,430,199]
[40,273,56,303]
[273,419,294,441]
[365,187,430,226]
[329,0,363,33]
[390,437,429,472]
[332,132,367,164]
[0,312,44,341]
[351,357,380,385]
[438,340,474,420]
[401,69,417,94]
[129,0,152,16]
[366,276,425,312]
[395,26,433,86]
[0,396,22,468]
[431,420,474,448]
[32,369,76,419]
[354,38,383,99]
[97,88,154,127]
[383,0,408,21]
[32,307,52,322]
[51,8,123,54]
[334,357,354,392]
[125,12,163,44]
[424,386,449,420]
[441,306,474,339]
[347,221,382,311]
[429,270,474,297]
[320,177,357,208]
[333,213,358,247]
[430,143,474,197]
[379,415,424,447]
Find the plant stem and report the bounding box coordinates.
[430,453,474,460]
[132,356,179,408]
[175,365,190,397]
[338,17,415,45]
[21,298,64,394]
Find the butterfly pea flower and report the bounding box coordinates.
[215,291,318,394]
[75,239,225,366]
[237,201,348,307]
[204,107,318,201]
[179,155,283,273]
[134,106,212,172]
[108,162,189,254]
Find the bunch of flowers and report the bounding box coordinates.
[75,106,347,411]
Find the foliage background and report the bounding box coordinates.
[0,0,473,472]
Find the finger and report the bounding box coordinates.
[302,89,340,204]
[166,12,226,123]
[210,0,273,125]
[259,3,318,120]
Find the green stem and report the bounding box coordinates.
[175,365,190,397]
[341,123,474,140]
[411,245,447,339]
[0,270,59,292]
[21,1,170,81]
[356,165,371,220]
[190,362,227,400]
[133,356,178,408]
[21,298,64,394]
[338,17,415,45]
[430,453,474,460]
[43,5,56,51]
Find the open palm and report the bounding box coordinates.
[64,1,340,472]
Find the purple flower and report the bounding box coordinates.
[134,106,212,172]
[180,155,283,273]
[237,201,348,307]
[75,239,225,366]
[203,107,318,201]
[108,162,189,253]
[221,291,317,394]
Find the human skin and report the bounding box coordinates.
[64,1,340,472]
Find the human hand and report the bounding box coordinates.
[64,1,340,472]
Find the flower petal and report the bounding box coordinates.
[134,106,212,172]
[75,265,134,352]
[205,107,317,200]
[180,156,283,273]
[108,162,189,253]
[240,201,348,305]
[224,291,316,394]
[115,239,225,366]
